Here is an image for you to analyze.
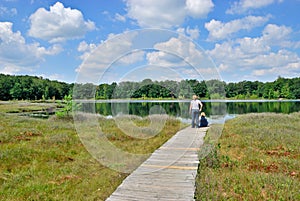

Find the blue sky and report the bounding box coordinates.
[0,0,299,84]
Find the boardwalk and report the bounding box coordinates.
[106,127,208,201]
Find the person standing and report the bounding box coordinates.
[189,95,203,128]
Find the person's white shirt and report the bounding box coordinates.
[190,99,202,109]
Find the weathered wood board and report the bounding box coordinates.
[106,127,208,201]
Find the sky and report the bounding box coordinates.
[0,0,300,84]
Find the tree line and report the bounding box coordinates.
[0,74,72,101]
[0,74,299,100]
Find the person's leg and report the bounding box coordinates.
[195,111,200,128]
[191,109,196,128]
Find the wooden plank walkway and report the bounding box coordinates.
[106,127,208,201]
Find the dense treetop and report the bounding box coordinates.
[0,74,299,100]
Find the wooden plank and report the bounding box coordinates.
[106,127,208,201]
[141,164,198,170]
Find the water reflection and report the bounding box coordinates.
[78,100,300,123]
[225,101,300,114]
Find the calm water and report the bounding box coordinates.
[79,100,300,123]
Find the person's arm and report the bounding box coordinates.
[189,102,192,113]
[199,101,203,111]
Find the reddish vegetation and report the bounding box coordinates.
[247,161,298,179]
[247,162,278,173]
[265,163,279,173]
[15,131,42,141]
[49,175,81,185]
[266,145,293,157]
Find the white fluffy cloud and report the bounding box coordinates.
[233,24,292,54]
[147,36,203,66]
[177,27,200,40]
[226,0,283,14]
[236,37,270,54]
[77,41,97,61]
[246,50,299,68]
[262,24,292,47]
[185,0,214,18]
[76,29,222,83]
[207,23,300,81]
[205,15,270,41]
[252,56,300,78]
[0,22,62,74]
[125,0,214,28]
[28,2,95,43]
[146,36,220,80]
[76,32,144,83]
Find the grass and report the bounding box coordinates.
[0,102,183,200]
[195,112,300,200]
[0,101,57,113]
[101,115,181,153]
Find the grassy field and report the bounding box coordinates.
[195,112,300,200]
[0,101,183,200]
[2,101,299,200]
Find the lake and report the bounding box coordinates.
[78,100,300,124]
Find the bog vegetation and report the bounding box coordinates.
[1,101,299,200]
[1,74,300,100]
[195,112,300,200]
[0,102,183,200]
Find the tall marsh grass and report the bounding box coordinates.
[195,112,300,200]
[0,103,183,200]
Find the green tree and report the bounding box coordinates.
[225,82,237,98]
[0,74,13,100]
[205,79,226,99]
[10,82,23,100]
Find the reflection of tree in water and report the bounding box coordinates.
[128,102,182,117]
[78,101,300,118]
[226,101,300,114]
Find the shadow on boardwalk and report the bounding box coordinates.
[106,127,208,201]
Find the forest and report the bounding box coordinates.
[0,74,300,100]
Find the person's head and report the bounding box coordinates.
[192,95,197,100]
[201,112,206,117]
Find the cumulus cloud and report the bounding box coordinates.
[226,0,283,14]
[117,51,145,65]
[76,31,143,83]
[77,41,97,61]
[76,29,221,83]
[212,48,300,81]
[0,22,62,74]
[125,0,213,28]
[147,50,185,67]
[28,2,95,43]
[147,36,204,66]
[146,36,220,80]
[248,50,299,69]
[252,59,300,78]
[185,0,214,18]
[262,24,292,47]
[177,27,200,40]
[205,15,270,41]
[207,23,300,81]
[236,37,270,54]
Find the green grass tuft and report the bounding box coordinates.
[195,112,300,200]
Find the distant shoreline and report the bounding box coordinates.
[73,99,300,103]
